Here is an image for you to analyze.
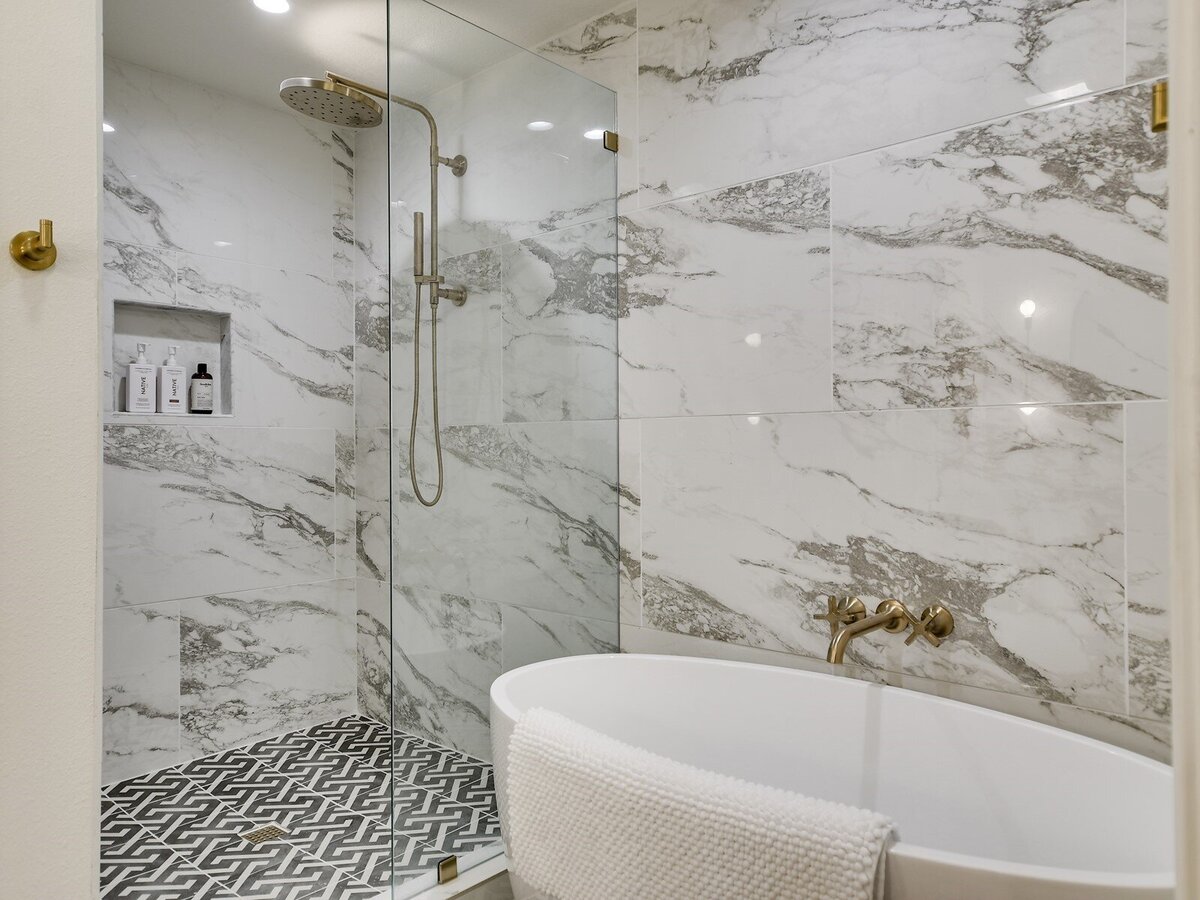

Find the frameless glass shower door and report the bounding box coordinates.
[367,0,619,891]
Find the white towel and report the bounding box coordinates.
[506,708,894,900]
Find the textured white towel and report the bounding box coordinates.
[506,708,894,900]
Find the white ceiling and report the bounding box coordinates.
[103,0,618,111]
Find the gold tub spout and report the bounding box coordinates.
[825,599,910,664]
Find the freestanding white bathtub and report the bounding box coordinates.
[490,654,1174,900]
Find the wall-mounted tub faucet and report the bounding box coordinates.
[814,596,954,664]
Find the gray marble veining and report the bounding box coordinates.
[104,425,335,607]
[180,580,356,757]
[832,83,1167,411]
[176,254,354,429]
[637,0,1124,202]
[502,219,618,422]
[104,58,343,276]
[391,586,502,761]
[501,605,618,672]
[640,404,1128,713]
[620,168,831,418]
[395,421,619,621]
[103,604,182,784]
[537,3,639,211]
[1126,401,1170,721]
[1126,0,1168,83]
[355,578,392,725]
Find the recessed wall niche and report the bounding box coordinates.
[112,302,232,416]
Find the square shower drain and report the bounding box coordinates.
[240,824,289,845]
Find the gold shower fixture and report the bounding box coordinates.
[279,71,468,507]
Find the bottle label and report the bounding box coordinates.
[190,380,214,412]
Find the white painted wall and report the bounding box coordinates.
[0,0,103,897]
[1170,0,1200,891]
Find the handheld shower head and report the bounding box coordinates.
[279,76,383,128]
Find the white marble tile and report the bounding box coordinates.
[637,0,1124,202]
[1126,0,1168,82]
[103,603,181,784]
[334,431,356,580]
[621,624,1170,762]
[104,425,335,607]
[356,577,392,724]
[1126,401,1170,720]
[620,168,831,417]
[640,404,1127,713]
[832,84,1167,410]
[501,606,618,672]
[354,427,390,583]
[403,249,504,427]
[502,218,618,422]
[618,420,643,629]
[395,420,620,621]
[391,50,617,261]
[179,579,356,757]
[176,254,354,429]
[537,3,638,212]
[354,127,392,435]
[103,241,178,416]
[392,586,502,760]
[103,58,342,275]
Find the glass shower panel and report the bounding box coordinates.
[383,0,619,891]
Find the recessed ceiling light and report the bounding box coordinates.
[253,0,290,13]
[1020,406,1038,416]
[213,240,233,247]
[526,121,554,132]
[583,128,605,140]
[744,332,762,347]
[102,122,115,133]
[1019,299,1037,318]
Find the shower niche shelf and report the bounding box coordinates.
[112,301,233,416]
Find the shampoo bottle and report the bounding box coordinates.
[157,345,187,415]
[189,363,214,414]
[126,343,157,413]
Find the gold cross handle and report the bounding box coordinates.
[813,595,867,638]
[904,605,955,647]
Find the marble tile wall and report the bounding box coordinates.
[101,59,360,783]
[351,42,622,760]
[536,0,1171,758]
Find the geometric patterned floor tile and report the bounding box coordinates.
[102,858,238,900]
[252,737,391,820]
[111,779,235,835]
[150,798,261,859]
[426,816,503,856]
[178,750,262,790]
[241,732,321,771]
[302,764,390,822]
[277,808,392,887]
[401,752,495,815]
[298,872,381,900]
[106,770,199,816]
[190,837,344,900]
[305,717,394,772]
[391,794,487,847]
[390,734,445,782]
[199,761,336,828]
[99,716,504,899]
[441,772,498,818]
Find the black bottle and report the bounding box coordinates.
[189,363,214,414]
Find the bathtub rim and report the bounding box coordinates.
[490,652,1173,890]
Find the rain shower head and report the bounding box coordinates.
[279,76,383,128]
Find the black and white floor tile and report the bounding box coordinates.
[102,716,502,900]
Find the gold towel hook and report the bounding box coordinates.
[1151,81,1168,133]
[9,218,56,271]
